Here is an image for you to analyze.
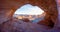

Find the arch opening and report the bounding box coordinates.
[13,4,46,23]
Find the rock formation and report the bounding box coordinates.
[0,0,59,32]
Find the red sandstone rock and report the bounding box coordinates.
[0,0,59,32]
[22,18,30,22]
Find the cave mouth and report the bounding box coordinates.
[13,4,46,23]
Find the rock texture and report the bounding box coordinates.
[0,0,59,32]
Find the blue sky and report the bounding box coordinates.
[15,4,44,15]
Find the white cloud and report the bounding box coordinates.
[15,4,44,15]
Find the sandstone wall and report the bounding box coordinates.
[0,0,58,28]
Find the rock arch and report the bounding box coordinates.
[0,0,58,28]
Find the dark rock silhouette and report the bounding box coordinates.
[22,18,30,22]
[37,19,54,28]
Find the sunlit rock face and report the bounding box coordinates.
[0,0,59,32]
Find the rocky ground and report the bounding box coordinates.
[0,18,60,32]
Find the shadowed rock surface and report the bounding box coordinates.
[0,0,60,32]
